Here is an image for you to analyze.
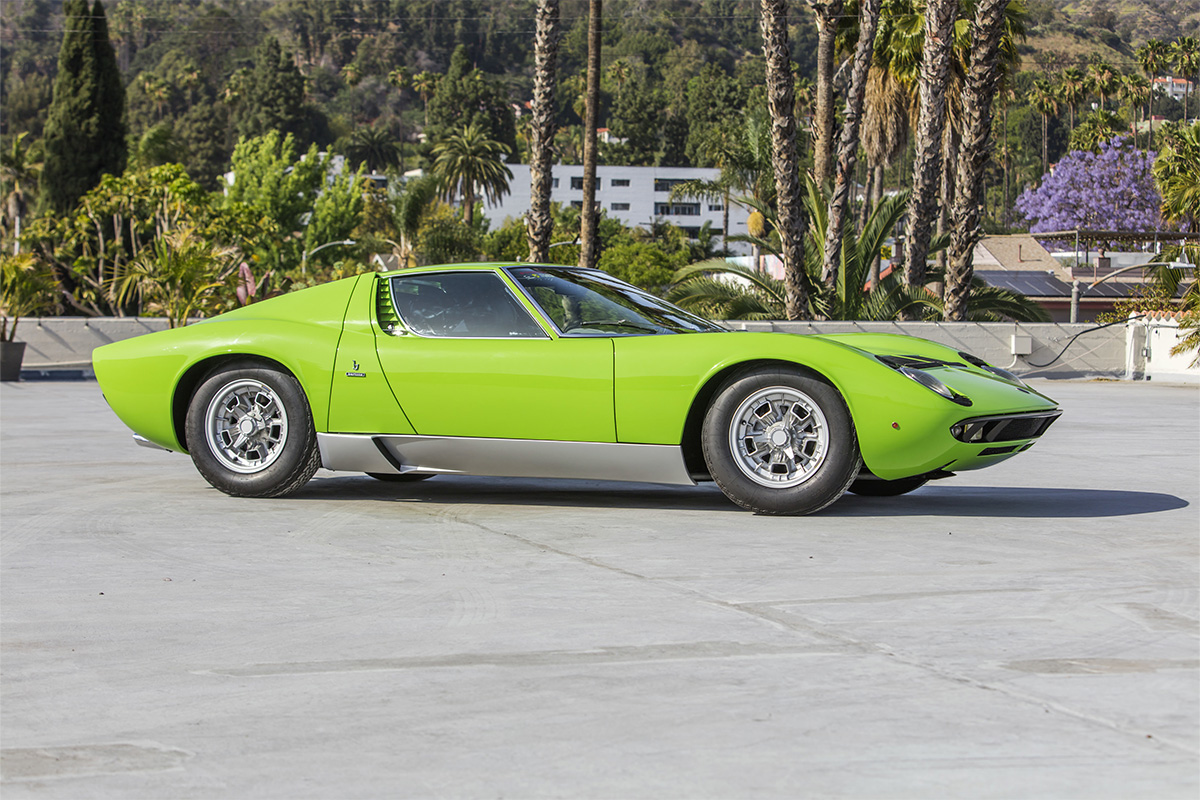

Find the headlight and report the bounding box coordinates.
[898,367,973,406]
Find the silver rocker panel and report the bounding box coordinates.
[316,433,696,486]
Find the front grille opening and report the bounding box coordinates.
[951,411,1061,444]
[979,445,1018,456]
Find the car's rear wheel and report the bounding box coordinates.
[702,366,859,515]
[848,475,929,496]
[185,361,320,497]
[366,472,435,482]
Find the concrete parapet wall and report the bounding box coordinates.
[11,317,174,372]
[11,316,1142,380]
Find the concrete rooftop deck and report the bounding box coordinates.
[1,379,1197,798]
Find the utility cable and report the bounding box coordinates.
[1024,315,1143,369]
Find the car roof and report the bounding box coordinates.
[379,263,603,279]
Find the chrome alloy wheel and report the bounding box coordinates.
[728,386,830,488]
[204,379,290,474]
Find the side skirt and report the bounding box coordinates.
[316,433,697,486]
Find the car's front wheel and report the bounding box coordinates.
[185,361,321,497]
[702,366,859,515]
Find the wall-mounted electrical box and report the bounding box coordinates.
[1010,335,1033,356]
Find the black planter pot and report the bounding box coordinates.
[1,341,26,381]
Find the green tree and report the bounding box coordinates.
[112,227,238,328]
[225,131,325,265]
[1069,110,1123,153]
[1154,121,1200,229]
[40,0,127,215]
[304,165,366,267]
[1170,37,1200,123]
[431,123,513,224]
[1,253,58,341]
[425,46,517,157]
[235,36,308,145]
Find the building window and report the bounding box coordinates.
[654,178,688,192]
[570,200,583,209]
[611,179,630,187]
[552,178,559,189]
[709,204,723,212]
[654,202,701,216]
[611,202,630,211]
[570,177,584,190]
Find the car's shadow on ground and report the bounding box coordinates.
[293,475,1189,518]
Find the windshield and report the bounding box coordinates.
[505,266,724,336]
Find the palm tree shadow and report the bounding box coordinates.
[294,475,1188,518]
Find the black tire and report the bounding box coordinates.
[366,472,435,483]
[184,360,321,498]
[848,475,929,496]
[701,366,860,515]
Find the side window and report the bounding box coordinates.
[389,272,547,338]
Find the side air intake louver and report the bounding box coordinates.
[376,276,402,334]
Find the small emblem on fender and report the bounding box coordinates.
[346,359,366,378]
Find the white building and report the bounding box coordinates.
[483,164,753,254]
[1152,76,1196,103]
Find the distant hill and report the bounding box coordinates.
[1015,1,1199,77]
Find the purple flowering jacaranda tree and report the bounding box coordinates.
[1014,138,1161,244]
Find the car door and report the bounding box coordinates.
[374,269,616,442]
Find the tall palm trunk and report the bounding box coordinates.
[526,0,560,263]
[578,0,602,270]
[902,0,956,300]
[808,0,843,188]
[946,0,1009,321]
[761,0,809,320]
[820,0,881,287]
[934,123,959,291]
[869,163,884,286]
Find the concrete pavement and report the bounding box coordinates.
[1,378,1197,798]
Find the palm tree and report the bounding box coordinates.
[1086,60,1118,112]
[578,0,602,270]
[1171,36,1200,123]
[945,0,1013,322]
[1118,73,1151,146]
[1058,67,1087,131]
[0,133,41,254]
[861,65,910,283]
[806,0,844,187]
[670,184,1045,322]
[821,0,882,286]
[527,0,560,263]
[111,227,237,328]
[431,123,513,224]
[1137,38,1169,141]
[345,126,401,174]
[901,0,956,294]
[1153,121,1200,229]
[1068,111,1122,153]
[761,0,809,320]
[1028,79,1059,174]
[410,71,439,127]
[606,58,631,97]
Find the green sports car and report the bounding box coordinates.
[93,263,1061,515]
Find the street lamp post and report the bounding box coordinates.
[301,239,356,274]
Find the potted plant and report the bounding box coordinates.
[1,253,57,381]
